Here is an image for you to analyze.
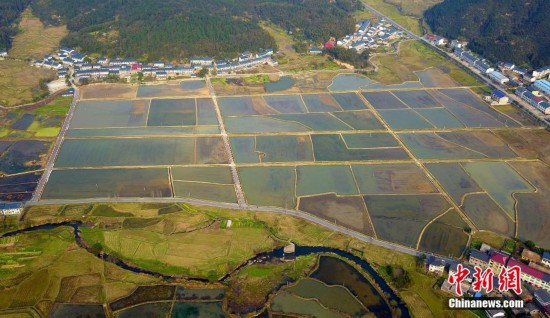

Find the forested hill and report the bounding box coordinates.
[25,0,359,60]
[0,0,31,50]
[424,0,550,68]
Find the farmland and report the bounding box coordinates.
[0,95,73,201]
[33,66,550,257]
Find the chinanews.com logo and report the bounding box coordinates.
[446,265,524,309]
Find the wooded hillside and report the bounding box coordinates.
[424,0,550,67]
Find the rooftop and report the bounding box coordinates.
[508,258,550,282]
[489,251,509,265]
[470,249,490,263]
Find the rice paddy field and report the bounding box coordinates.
[38,69,550,254]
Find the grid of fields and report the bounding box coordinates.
[42,95,237,204]
[40,75,550,255]
[218,87,549,254]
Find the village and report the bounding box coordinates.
[423,34,550,118]
[423,242,550,317]
[308,18,408,54]
[26,47,277,89]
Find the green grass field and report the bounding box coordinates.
[370,41,482,86]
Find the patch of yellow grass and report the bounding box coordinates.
[9,8,68,60]
[362,0,423,35]
[0,60,55,107]
[370,40,481,86]
[382,0,442,18]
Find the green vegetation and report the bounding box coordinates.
[323,46,370,68]
[28,0,359,60]
[242,75,271,84]
[370,40,481,86]
[425,0,550,67]
[362,0,424,35]
[503,239,516,254]
[227,255,316,314]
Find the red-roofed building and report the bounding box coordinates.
[131,63,142,71]
[488,252,509,274]
[507,259,550,291]
[324,41,335,48]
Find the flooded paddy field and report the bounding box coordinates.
[331,92,368,110]
[0,139,51,174]
[147,98,196,126]
[0,171,41,201]
[399,131,518,159]
[36,72,550,253]
[55,136,227,167]
[42,168,172,199]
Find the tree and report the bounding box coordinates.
[197,68,209,78]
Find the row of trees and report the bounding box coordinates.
[424,0,550,68]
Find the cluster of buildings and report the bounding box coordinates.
[30,47,276,83]
[426,244,550,316]
[0,202,22,216]
[316,19,405,54]
[448,42,550,117]
[515,86,550,115]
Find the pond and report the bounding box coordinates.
[264,76,295,93]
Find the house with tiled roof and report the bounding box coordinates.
[507,259,550,291]
[425,255,446,275]
[522,249,542,263]
[488,251,509,274]
[542,252,550,268]
[469,249,490,269]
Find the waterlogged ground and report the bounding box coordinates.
[36,69,550,255]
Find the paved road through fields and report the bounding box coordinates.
[206,76,247,207]
[31,88,80,201]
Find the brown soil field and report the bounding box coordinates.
[515,193,550,248]
[80,84,138,100]
[318,94,342,110]
[251,96,279,114]
[495,129,550,164]
[415,68,457,88]
[131,99,148,115]
[510,161,550,195]
[195,137,228,164]
[437,131,518,158]
[353,164,437,194]
[298,194,375,236]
